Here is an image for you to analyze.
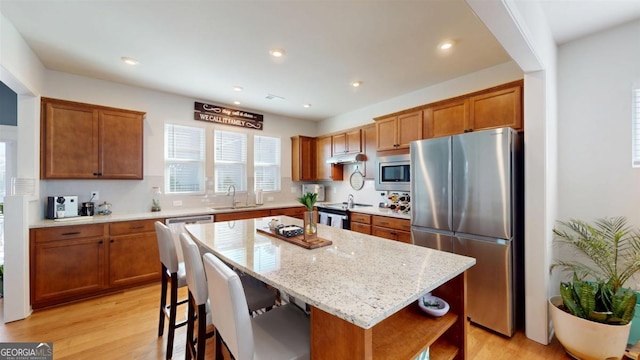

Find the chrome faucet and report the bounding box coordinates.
[347,194,354,208]
[227,184,239,208]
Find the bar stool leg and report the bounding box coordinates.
[196,303,207,360]
[166,274,179,360]
[185,293,195,360]
[158,265,168,337]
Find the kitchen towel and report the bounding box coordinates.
[320,213,329,225]
[328,214,344,228]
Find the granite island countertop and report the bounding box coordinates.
[186,215,475,329]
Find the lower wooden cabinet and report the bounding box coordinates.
[350,213,372,235]
[30,219,162,309]
[270,206,306,220]
[371,215,411,243]
[108,220,160,287]
[214,209,271,222]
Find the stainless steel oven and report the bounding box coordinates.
[374,154,411,191]
[316,204,350,230]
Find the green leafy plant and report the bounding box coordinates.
[551,216,640,325]
[297,192,318,211]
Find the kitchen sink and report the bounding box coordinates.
[210,204,261,210]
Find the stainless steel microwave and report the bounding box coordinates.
[374,154,411,191]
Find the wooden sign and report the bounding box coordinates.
[194,102,263,130]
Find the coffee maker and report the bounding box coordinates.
[46,196,79,219]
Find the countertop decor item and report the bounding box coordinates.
[550,216,640,360]
[418,293,449,317]
[297,192,318,242]
[151,187,162,212]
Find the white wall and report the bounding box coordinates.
[42,71,318,214]
[0,11,46,322]
[557,21,640,231]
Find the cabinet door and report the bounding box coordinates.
[316,136,343,181]
[396,230,412,244]
[469,86,522,131]
[345,129,362,153]
[291,136,315,181]
[375,116,398,151]
[362,125,377,179]
[424,99,469,139]
[332,133,347,154]
[33,237,105,306]
[351,222,372,235]
[397,111,423,148]
[100,110,144,179]
[41,100,99,179]
[109,231,160,287]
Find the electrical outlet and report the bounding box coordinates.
[291,187,297,193]
[267,196,274,202]
[173,200,183,207]
[91,191,99,201]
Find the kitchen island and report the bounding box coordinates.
[186,216,475,360]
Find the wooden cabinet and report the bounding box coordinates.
[371,215,411,243]
[108,220,160,288]
[375,110,423,151]
[469,84,522,132]
[332,129,362,155]
[315,135,343,181]
[423,99,469,139]
[215,209,271,222]
[40,97,145,180]
[30,219,162,309]
[270,206,306,220]
[291,135,315,181]
[350,213,372,235]
[361,124,377,179]
[30,224,107,308]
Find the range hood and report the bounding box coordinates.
[326,153,366,164]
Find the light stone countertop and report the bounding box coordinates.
[347,205,411,220]
[29,201,303,228]
[186,216,475,329]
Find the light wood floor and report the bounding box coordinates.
[0,284,571,359]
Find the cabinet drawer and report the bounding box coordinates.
[110,219,159,236]
[372,216,410,231]
[350,213,371,224]
[372,226,395,240]
[32,224,105,243]
[351,222,371,235]
[270,207,306,217]
[215,210,271,222]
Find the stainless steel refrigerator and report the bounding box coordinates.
[410,127,522,336]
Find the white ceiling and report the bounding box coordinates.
[1,1,639,122]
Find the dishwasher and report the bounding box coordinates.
[165,214,214,261]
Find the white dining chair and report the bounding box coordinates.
[154,221,189,360]
[180,233,214,360]
[203,253,310,360]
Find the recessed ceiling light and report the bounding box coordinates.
[269,48,286,57]
[439,41,454,50]
[233,86,243,92]
[351,81,362,87]
[121,56,139,65]
[303,104,311,108]
[233,101,241,105]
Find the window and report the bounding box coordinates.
[214,130,247,192]
[254,135,281,192]
[165,124,205,193]
[634,88,640,167]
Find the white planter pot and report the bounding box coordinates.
[549,295,631,360]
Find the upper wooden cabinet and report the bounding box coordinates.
[291,135,316,181]
[375,110,423,151]
[40,98,145,180]
[469,85,522,132]
[316,135,343,181]
[361,124,377,179]
[332,129,362,154]
[423,99,469,139]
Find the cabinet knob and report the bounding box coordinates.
[98,240,103,244]
[110,239,115,243]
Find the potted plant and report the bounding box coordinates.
[297,192,318,241]
[550,216,640,360]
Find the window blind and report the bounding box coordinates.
[165,124,205,193]
[214,130,247,192]
[633,88,640,167]
[254,135,281,192]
